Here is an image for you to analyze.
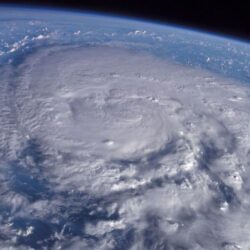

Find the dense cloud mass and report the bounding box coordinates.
[1,44,250,249]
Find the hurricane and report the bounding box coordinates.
[0,6,250,250]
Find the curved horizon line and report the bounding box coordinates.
[0,3,250,45]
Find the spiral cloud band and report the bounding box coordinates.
[0,43,250,249]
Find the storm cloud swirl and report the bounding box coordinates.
[1,44,250,250]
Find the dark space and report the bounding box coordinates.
[1,0,250,42]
